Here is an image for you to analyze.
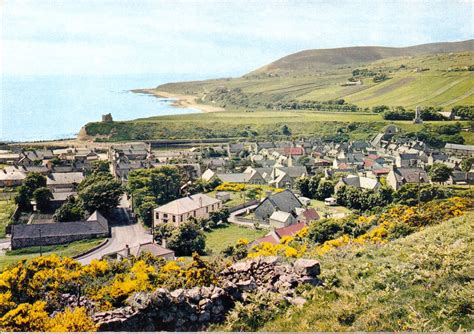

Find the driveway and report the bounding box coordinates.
[76,197,152,265]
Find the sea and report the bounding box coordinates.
[1,73,212,142]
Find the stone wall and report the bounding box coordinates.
[93,256,320,331]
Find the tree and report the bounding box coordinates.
[23,173,47,196]
[153,223,174,245]
[167,221,206,256]
[307,219,342,244]
[245,188,260,200]
[53,196,85,222]
[295,177,311,197]
[429,163,453,183]
[136,198,156,227]
[14,186,32,211]
[314,180,334,200]
[460,157,474,172]
[281,124,292,136]
[33,187,53,212]
[88,160,110,175]
[78,172,123,213]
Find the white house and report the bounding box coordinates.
[153,193,222,226]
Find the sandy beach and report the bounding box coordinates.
[132,89,224,113]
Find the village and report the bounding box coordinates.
[0,118,472,267]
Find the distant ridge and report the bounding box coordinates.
[251,39,474,74]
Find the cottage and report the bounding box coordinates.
[106,242,175,261]
[153,193,222,226]
[254,189,302,222]
[252,222,306,245]
[11,211,109,249]
[444,143,474,157]
[46,172,84,191]
[336,175,381,191]
[387,167,429,190]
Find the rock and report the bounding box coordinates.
[186,286,202,302]
[294,259,320,276]
[236,279,257,291]
[229,261,252,272]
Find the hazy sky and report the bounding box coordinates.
[2,0,473,76]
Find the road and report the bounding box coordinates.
[76,197,152,265]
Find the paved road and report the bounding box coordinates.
[76,198,152,265]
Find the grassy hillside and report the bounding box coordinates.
[252,39,474,74]
[262,211,473,332]
[156,51,473,110]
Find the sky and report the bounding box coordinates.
[1,0,473,77]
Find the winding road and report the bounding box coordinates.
[75,197,152,265]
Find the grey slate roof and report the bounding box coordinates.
[256,189,302,214]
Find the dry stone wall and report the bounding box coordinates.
[93,256,321,331]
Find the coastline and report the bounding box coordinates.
[132,89,224,113]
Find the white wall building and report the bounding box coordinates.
[153,193,222,226]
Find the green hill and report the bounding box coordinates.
[155,40,474,109]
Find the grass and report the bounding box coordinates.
[0,238,105,270]
[308,199,352,217]
[204,224,267,254]
[0,199,16,238]
[261,211,474,332]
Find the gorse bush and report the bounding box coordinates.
[0,252,219,331]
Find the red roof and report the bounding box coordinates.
[364,159,375,168]
[300,208,319,222]
[275,222,306,239]
[283,147,304,156]
[254,235,279,245]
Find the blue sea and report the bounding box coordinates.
[1,73,210,142]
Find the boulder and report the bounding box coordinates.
[294,258,320,276]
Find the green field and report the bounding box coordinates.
[261,211,474,331]
[0,199,16,238]
[204,224,267,254]
[84,110,473,144]
[0,238,105,270]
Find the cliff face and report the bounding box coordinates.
[93,257,321,331]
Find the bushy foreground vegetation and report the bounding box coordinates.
[262,211,473,332]
[0,196,471,331]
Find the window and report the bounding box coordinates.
[172,216,176,223]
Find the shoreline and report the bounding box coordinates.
[132,89,224,113]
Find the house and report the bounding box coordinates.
[269,210,296,228]
[387,167,429,191]
[153,193,222,226]
[396,153,420,167]
[295,207,320,223]
[0,169,26,187]
[46,172,84,191]
[105,242,175,261]
[444,143,474,157]
[336,175,381,191]
[447,171,474,185]
[11,211,109,249]
[254,189,302,222]
[252,222,306,245]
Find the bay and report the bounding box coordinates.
[1,73,208,142]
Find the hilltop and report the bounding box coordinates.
[252,39,474,74]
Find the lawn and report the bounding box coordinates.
[0,238,105,270]
[204,224,267,254]
[0,199,16,238]
[308,199,352,218]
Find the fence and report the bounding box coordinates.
[228,199,260,213]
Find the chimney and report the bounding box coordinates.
[162,238,167,249]
[125,244,130,257]
[199,196,203,208]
